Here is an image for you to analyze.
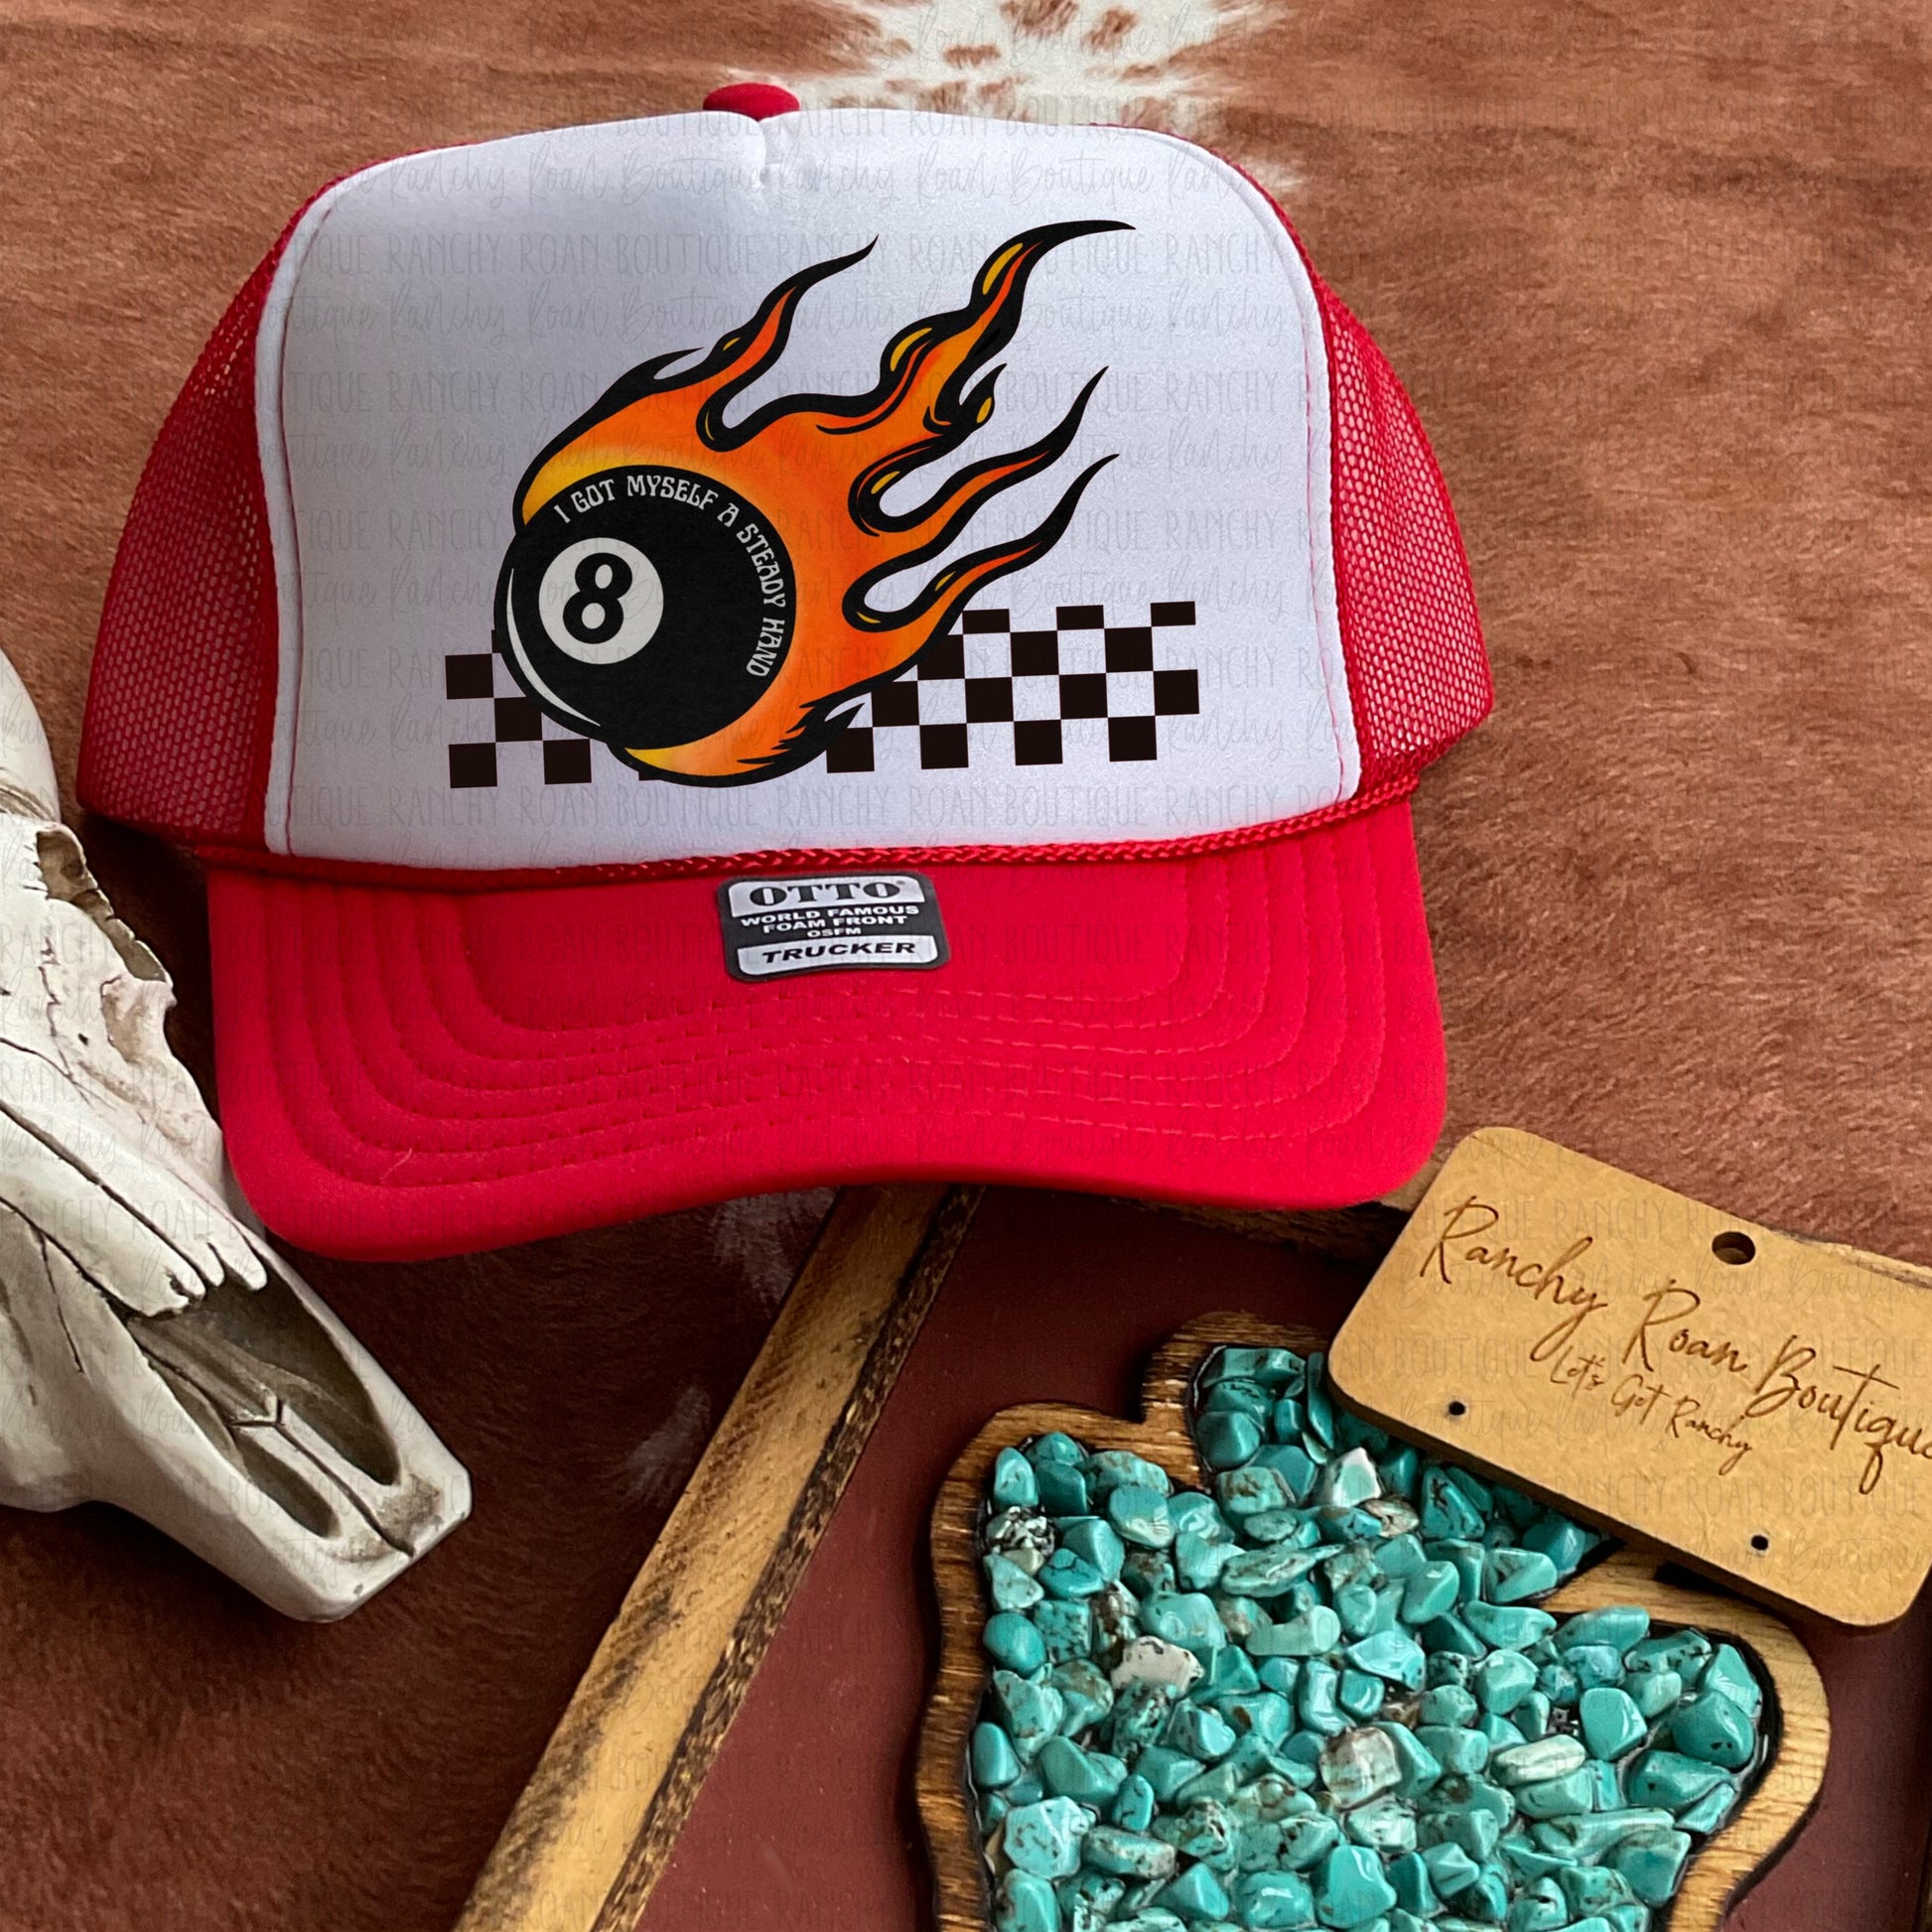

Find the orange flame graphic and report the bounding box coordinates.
[503,219,1128,783]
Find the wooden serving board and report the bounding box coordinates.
[918,1310,1831,1932]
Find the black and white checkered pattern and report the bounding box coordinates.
[444,600,1199,787]
[825,601,1199,773]
[442,650,596,788]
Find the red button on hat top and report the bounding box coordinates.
[703,82,800,119]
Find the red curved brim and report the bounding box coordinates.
[207,802,1446,1261]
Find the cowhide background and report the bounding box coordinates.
[1,0,1928,1926]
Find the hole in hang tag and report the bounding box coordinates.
[1713,1230,1756,1266]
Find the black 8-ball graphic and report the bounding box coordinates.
[494,465,795,754]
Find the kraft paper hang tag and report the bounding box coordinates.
[1329,1127,1932,1625]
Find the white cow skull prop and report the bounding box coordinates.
[0,648,469,1618]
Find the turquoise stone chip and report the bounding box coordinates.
[1581,1687,1646,1760]
[1170,1491,1234,1539]
[1486,1547,1560,1603]
[1555,1606,1649,1656]
[1609,1828,1693,1905]
[1145,1592,1230,1658]
[1031,1432,1085,1465]
[1537,1661,1580,1708]
[1521,1511,1594,1577]
[1061,1516,1128,1583]
[1298,1661,1345,1737]
[1137,1746,1206,1802]
[996,1868,1061,1932]
[1314,1843,1397,1928]
[993,1671,1067,1759]
[1624,1630,1708,1678]
[1008,1768,1045,1806]
[1272,1397,1308,1444]
[995,1448,1042,1511]
[1005,1796,1092,1879]
[1219,1692,1294,1746]
[1627,1667,1682,1721]
[1317,1449,1382,1509]
[1345,1796,1416,1855]
[1302,1357,1333,1440]
[1625,1748,1729,1811]
[1111,1683,1174,1757]
[1502,1875,1569,1931]
[974,1721,1024,1788]
[1050,1660,1115,1734]
[1476,1714,1527,1751]
[1251,1606,1341,1657]
[1460,1864,1511,1921]
[1234,1869,1316,1928]
[1375,1723,1445,1800]
[1703,1643,1762,1716]
[1198,1410,1265,1471]
[1259,1658,1302,1696]
[1156,1863,1232,1924]
[1221,1545,1325,1598]
[1041,1548,1108,1599]
[1280,1814,1343,1869]
[1568,1643,1627,1691]
[1584,1758,1622,1810]
[1516,1692,1552,1740]
[1335,1585,1380,1639]
[1338,1670,1386,1720]
[1348,1631,1427,1689]
[1062,1874,1127,1932]
[1202,1648,1264,1701]
[1419,1467,1486,1541]
[1419,1841,1480,1897]
[1113,1773,1157,1831]
[1529,1808,1675,1862]
[1083,1825,1179,1880]
[1038,1736,1127,1805]
[1379,1448,1420,1498]
[1418,1614,1486,1660]
[1670,1690,1755,1769]
[1420,1686,1477,1727]
[1168,1702,1238,1762]
[980,1791,1011,1831]
[1386,1851,1440,1916]
[1676,1778,1737,1833]
[988,1553,1047,1612]
[1112,1484,1178,1550]
[1463,1601,1557,1649]
[986,1611,1048,1674]
[1152,1794,1237,1864]
[1035,1598,1095,1662]
[1090,1451,1173,1499]
[1414,1725,1489,1777]
[1558,1863,1635,1917]
[1219,1467,1297,1518]
[1036,1462,1092,1517]
[1489,1735,1587,1788]
[1205,1377,1275,1426]
[1375,1534,1428,1582]
[1251,1447,1321,1505]
[1513,1767,1595,1819]
[1175,1534,1237,1591]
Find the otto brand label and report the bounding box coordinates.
[1331,1127,1932,1625]
[717,872,950,983]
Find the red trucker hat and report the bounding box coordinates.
[80,107,1489,1262]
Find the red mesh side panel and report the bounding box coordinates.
[1309,269,1492,787]
[78,206,316,847]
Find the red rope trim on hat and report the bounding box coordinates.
[192,773,1422,892]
